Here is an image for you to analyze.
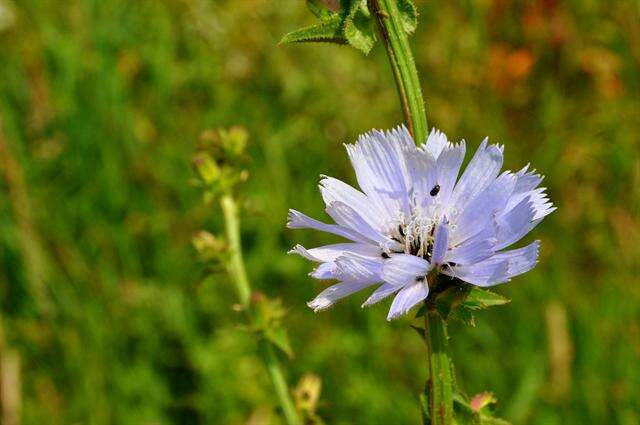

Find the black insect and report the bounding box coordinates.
[430,184,440,196]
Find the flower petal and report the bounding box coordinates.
[381,254,432,287]
[435,141,466,204]
[431,221,450,265]
[345,126,413,217]
[289,243,380,262]
[494,196,536,250]
[361,283,401,306]
[492,240,540,278]
[503,165,544,212]
[287,209,367,243]
[445,241,540,286]
[334,253,383,283]
[387,280,429,320]
[446,228,496,265]
[451,139,504,210]
[422,128,448,159]
[326,201,391,245]
[310,262,337,280]
[405,149,437,208]
[451,172,516,245]
[307,280,376,312]
[319,176,389,230]
[444,260,509,287]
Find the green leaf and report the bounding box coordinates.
[280,14,347,45]
[264,327,294,358]
[410,324,426,341]
[462,287,511,311]
[435,284,471,319]
[451,306,476,327]
[343,2,376,54]
[306,0,339,18]
[397,0,418,34]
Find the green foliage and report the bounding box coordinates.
[281,0,417,54]
[191,127,249,200]
[462,287,511,310]
[280,14,347,45]
[343,1,377,54]
[396,0,418,34]
[251,295,294,358]
[415,281,509,328]
[0,0,638,424]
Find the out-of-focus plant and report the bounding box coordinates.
[191,127,306,425]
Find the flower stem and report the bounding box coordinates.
[370,0,428,143]
[425,310,454,425]
[370,2,454,421]
[261,340,301,425]
[220,195,251,307]
[220,195,302,425]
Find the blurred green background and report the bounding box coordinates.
[0,0,638,424]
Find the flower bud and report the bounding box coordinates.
[192,153,221,185]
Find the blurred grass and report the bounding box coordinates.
[0,0,638,423]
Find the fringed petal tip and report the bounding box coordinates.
[307,298,332,312]
[386,310,404,321]
[286,209,300,228]
[287,244,302,255]
[288,244,318,261]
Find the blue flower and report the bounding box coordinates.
[288,126,555,320]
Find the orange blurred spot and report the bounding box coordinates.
[488,45,534,93]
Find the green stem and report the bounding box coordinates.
[220,195,302,425]
[425,310,454,425]
[370,0,428,143]
[220,195,251,307]
[371,1,454,422]
[261,341,301,425]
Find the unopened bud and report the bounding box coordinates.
[192,153,220,185]
[470,392,497,412]
[224,126,248,157]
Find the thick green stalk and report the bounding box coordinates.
[370,2,454,423]
[220,195,301,425]
[370,0,428,143]
[425,310,454,425]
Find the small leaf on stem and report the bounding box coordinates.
[462,287,511,310]
[264,327,294,358]
[343,2,377,54]
[396,0,418,34]
[280,14,347,45]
